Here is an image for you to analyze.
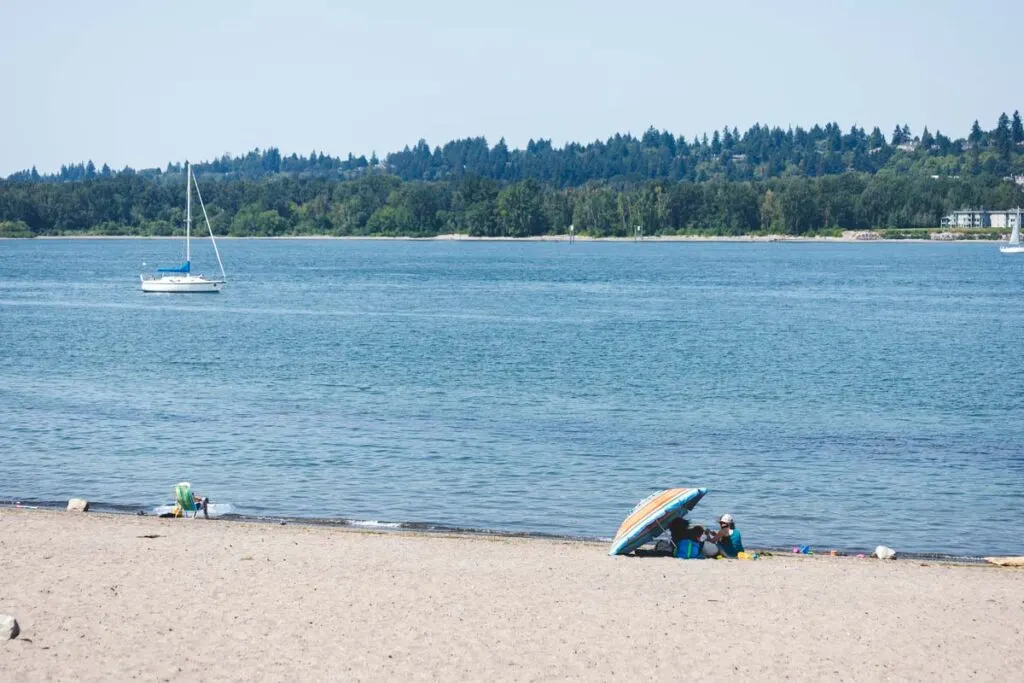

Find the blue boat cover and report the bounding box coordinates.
[157,261,191,273]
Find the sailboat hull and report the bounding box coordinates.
[999,245,1024,254]
[140,275,224,293]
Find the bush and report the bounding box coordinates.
[0,220,33,238]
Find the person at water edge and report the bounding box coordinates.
[705,513,743,558]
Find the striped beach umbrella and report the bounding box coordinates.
[608,487,708,556]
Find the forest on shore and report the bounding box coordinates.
[2,113,1023,238]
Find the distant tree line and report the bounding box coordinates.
[2,113,1023,237]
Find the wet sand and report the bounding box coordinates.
[2,509,1022,681]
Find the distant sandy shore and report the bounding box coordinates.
[2,509,1022,681]
[16,233,1000,243]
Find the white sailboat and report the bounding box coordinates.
[141,162,226,292]
[999,208,1024,254]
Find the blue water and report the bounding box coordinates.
[1,238,1022,556]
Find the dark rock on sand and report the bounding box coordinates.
[1,614,19,640]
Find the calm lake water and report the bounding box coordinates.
[1,238,1022,555]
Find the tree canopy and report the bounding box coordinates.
[2,113,1023,238]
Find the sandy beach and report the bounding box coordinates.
[2,510,1022,681]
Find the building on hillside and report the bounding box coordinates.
[941,209,1023,229]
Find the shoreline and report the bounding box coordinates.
[8,233,1002,243]
[0,501,1002,562]
[3,508,1023,680]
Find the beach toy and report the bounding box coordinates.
[856,553,865,558]
[798,544,811,554]
[608,488,708,556]
[792,547,800,553]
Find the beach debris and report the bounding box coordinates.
[1,614,19,640]
[66,498,89,513]
[792,545,812,554]
[984,556,1024,567]
[873,545,897,560]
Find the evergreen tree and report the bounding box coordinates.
[995,112,1012,160]
[891,125,905,146]
[868,127,885,149]
[969,120,984,147]
[920,127,934,150]
[722,127,734,150]
[1012,111,1024,145]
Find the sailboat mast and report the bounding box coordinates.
[185,161,192,264]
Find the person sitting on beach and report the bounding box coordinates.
[706,513,743,558]
[173,493,209,519]
[634,517,699,557]
[172,482,209,519]
[669,518,703,559]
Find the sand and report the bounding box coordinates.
[2,510,1022,681]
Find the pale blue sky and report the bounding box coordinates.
[1,0,1020,176]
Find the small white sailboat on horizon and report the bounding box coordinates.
[999,208,1024,255]
[141,161,226,292]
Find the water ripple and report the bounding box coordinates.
[1,240,1022,555]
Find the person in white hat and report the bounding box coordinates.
[706,513,744,558]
